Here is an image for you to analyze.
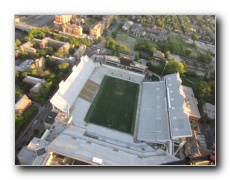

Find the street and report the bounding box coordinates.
[15,103,52,156]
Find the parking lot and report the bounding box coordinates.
[15,29,27,40]
[22,15,54,28]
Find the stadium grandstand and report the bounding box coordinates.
[18,55,193,166]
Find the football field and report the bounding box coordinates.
[85,76,139,134]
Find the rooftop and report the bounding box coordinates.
[203,103,215,119]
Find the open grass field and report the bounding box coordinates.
[115,33,137,51]
[85,76,139,134]
[168,36,196,55]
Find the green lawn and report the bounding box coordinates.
[168,36,195,55]
[115,33,137,51]
[85,76,139,134]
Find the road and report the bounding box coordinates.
[15,103,52,156]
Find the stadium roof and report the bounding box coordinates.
[50,56,96,112]
[47,125,178,165]
[164,73,192,138]
[137,82,170,142]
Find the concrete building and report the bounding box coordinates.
[30,82,43,94]
[15,95,32,114]
[203,103,215,120]
[23,76,46,85]
[153,50,165,61]
[15,59,35,72]
[73,45,87,60]
[122,21,134,31]
[62,23,83,37]
[102,15,114,29]
[54,15,72,31]
[182,86,201,121]
[33,37,73,52]
[90,22,104,39]
[18,41,37,57]
[35,56,45,70]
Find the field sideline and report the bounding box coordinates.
[85,75,139,134]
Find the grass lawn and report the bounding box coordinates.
[115,33,137,51]
[85,76,139,134]
[168,36,195,54]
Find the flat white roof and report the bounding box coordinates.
[47,125,178,165]
[50,56,96,112]
[137,82,170,142]
[164,73,192,138]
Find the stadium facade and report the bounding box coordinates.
[18,55,192,166]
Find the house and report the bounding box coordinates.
[18,41,37,57]
[23,76,46,85]
[15,95,32,114]
[33,37,74,52]
[15,59,35,72]
[168,54,181,62]
[122,21,134,31]
[30,82,43,94]
[153,50,165,61]
[35,56,45,70]
[73,45,87,60]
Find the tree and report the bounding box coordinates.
[33,129,39,135]
[185,49,192,56]
[165,60,186,75]
[19,52,29,60]
[58,63,69,73]
[134,53,139,61]
[165,50,170,59]
[15,39,21,49]
[193,81,211,99]
[151,46,157,53]
[15,70,20,78]
[197,54,212,64]
[192,34,199,41]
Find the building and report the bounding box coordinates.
[102,15,114,29]
[194,40,209,54]
[168,54,181,62]
[54,15,72,31]
[15,59,35,72]
[73,45,87,60]
[33,37,73,52]
[30,83,43,94]
[182,86,201,121]
[122,21,134,31]
[18,41,37,57]
[23,76,46,85]
[90,22,104,39]
[18,56,194,165]
[153,50,165,61]
[62,23,83,37]
[34,56,45,70]
[203,103,215,120]
[15,95,32,114]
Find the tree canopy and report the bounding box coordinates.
[164,60,186,75]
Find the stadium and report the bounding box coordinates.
[18,55,192,165]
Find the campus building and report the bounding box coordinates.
[89,22,104,39]
[61,23,83,37]
[18,56,193,166]
[15,95,32,115]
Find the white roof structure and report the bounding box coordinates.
[137,82,170,142]
[18,57,194,166]
[47,125,178,165]
[164,73,192,138]
[50,56,96,112]
[122,21,134,30]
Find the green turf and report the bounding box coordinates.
[85,75,139,134]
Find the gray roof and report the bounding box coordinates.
[47,125,178,165]
[137,82,170,142]
[164,73,192,138]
